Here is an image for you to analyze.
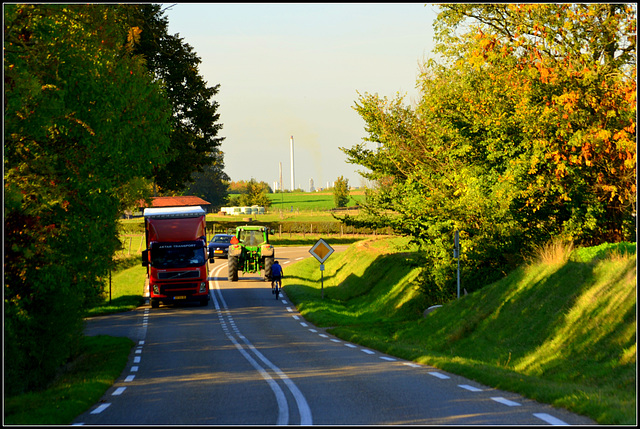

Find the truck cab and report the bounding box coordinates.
[142,206,210,308]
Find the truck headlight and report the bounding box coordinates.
[200,282,207,293]
[152,284,160,294]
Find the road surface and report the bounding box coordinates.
[75,246,596,425]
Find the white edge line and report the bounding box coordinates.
[458,384,483,392]
[491,397,521,406]
[533,413,569,426]
[90,403,110,414]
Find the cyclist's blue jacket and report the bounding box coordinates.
[271,263,283,277]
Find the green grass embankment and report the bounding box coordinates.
[6,237,635,425]
[284,237,637,425]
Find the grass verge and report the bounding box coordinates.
[284,237,636,425]
[84,256,147,317]
[3,335,134,425]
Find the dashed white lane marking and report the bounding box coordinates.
[90,403,110,414]
[533,413,569,426]
[134,356,141,363]
[131,366,139,372]
[124,375,135,382]
[491,397,521,406]
[292,315,300,320]
[459,384,483,392]
[112,387,126,396]
[275,271,571,426]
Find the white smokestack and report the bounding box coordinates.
[290,136,295,191]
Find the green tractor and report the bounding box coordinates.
[227,225,275,282]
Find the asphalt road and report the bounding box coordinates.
[74,246,596,425]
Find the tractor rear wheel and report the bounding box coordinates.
[264,256,274,281]
[228,256,239,282]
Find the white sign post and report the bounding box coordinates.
[309,238,335,299]
[454,230,460,299]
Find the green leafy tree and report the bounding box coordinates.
[333,176,350,208]
[341,4,636,302]
[128,4,225,193]
[229,179,273,207]
[4,4,171,394]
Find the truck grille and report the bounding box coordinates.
[157,270,200,280]
[160,283,199,296]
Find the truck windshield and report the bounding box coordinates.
[150,241,206,269]
[238,230,265,246]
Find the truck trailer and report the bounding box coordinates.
[141,206,210,308]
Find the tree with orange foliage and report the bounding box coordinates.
[342,4,635,301]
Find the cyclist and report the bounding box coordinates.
[271,260,283,294]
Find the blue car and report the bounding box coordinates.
[208,234,234,260]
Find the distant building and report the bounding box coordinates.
[137,196,211,213]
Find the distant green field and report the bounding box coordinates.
[267,190,364,211]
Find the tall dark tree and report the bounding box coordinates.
[183,153,231,211]
[129,4,225,193]
[4,3,171,394]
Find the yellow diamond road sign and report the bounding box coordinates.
[309,238,334,263]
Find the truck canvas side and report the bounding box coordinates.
[142,206,210,308]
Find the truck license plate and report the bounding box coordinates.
[174,296,186,300]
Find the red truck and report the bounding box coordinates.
[141,206,210,308]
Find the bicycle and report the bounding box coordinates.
[271,276,282,300]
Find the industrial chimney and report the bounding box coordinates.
[290,135,295,191]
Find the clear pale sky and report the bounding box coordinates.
[162,3,440,191]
